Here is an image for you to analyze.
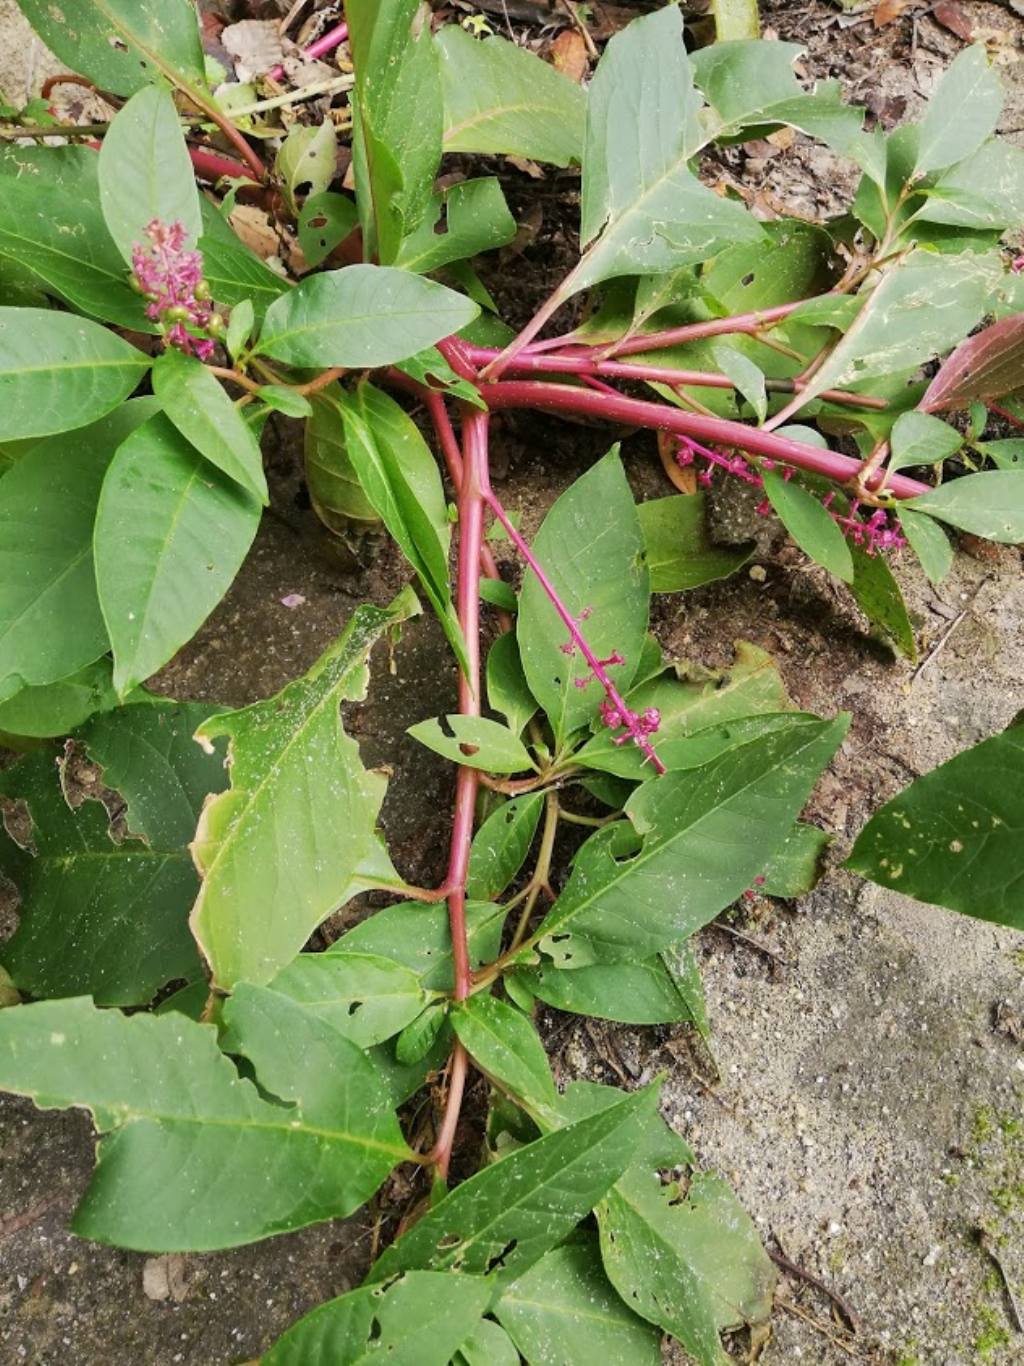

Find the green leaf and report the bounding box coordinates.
[486,632,537,735]
[0,661,118,740]
[152,349,268,502]
[395,1002,447,1065]
[13,0,206,97]
[0,307,150,441]
[225,297,255,362]
[264,1271,491,1366]
[905,471,1024,543]
[518,955,701,1027]
[454,1319,520,1366]
[848,719,1024,928]
[396,177,515,275]
[889,411,963,473]
[256,384,312,418]
[98,86,201,264]
[262,951,429,1049]
[661,940,710,1042]
[914,44,1003,177]
[534,717,848,967]
[394,347,485,409]
[0,991,408,1250]
[898,507,954,585]
[571,7,761,297]
[197,206,289,320]
[94,414,262,695]
[0,700,226,1004]
[702,220,836,317]
[467,792,544,901]
[518,449,648,744]
[762,469,854,583]
[190,590,418,989]
[576,640,793,780]
[0,171,148,328]
[711,0,760,41]
[453,993,557,1110]
[761,822,830,897]
[712,343,766,423]
[437,26,586,167]
[304,385,379,532]
[334,381,466,668]
[496,1235,661,1363]
[369,1085,657,1285]
[409,714,534,774]
[0,400,157,695]
[335,899,507,995]
[297,192,359,269]
[978,439,1024,471]
[276,122,337,218]
[917,139,1024,234]
[258,264,477,367]
[638,494,754,592]
[849,541,917,661]
[348,0,442,264]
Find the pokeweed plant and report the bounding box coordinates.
[0,1,1022,1360]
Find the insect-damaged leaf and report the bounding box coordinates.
[190,589,419,989]
[466,792,544,901]
[264,952,429,1050]
[533,716,848,967]
[0,991,409,1251]
[847,719,1024,930]
[395,178,516,275]
[409,714,534,774]
[263,1271,491,1366]
[367,1085,657,1286]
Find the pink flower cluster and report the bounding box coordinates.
[560,615,665,771]
[131,219,221,361]
[599,698,663,754]
[676,437,906,557]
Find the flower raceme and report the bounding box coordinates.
[131,219,225,360]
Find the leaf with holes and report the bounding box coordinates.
[297,193,359,270]
[395,178,516,274]
[262,952,429,1050]
[466,793,544,901]
[409,715,535,774]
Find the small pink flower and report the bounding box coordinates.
[131,219,223,360]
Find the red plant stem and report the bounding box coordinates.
[187,144,256,184]
[604,300,811,359]
[988,402,1024,432]
[459,346,886,410]
[431,1044,468,1181]
[482,381,930,499]
[266,21,350,83]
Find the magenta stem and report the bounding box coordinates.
[266,21,349,83]
[604,300,811,358]
[482,381,930,499]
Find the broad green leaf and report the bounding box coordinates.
[914,44,1003,176]
[13,0,206,97]
[518,956,700,1026]
[486,632,537,736]
[692,39,861,153]
[226,298,255,363]
[197,213,289,321]
[762,469,854,583]
[275,122,337,218]
[255,384,311,418]
[638,494,754,592]
[437,26,586,168]
[712,343,766,423]
[395,177,515,274]
[348,0,442,263]
[297,192,359,269]
[847,719,1024,929]
[393,346,485,409]
[369,1085,657,1285]
[496,1236,662,1365]
[799,252,1001,406]
[0,400,157,695]
[98,86,202,265]
[305,385,379,533]
[702,220,836,317]
[576,640,793,780]
[258,264,477,367]
[711,0,760,40]
[0,661,118,740]
[0,172,148,328]
[264,1271,491,1366]
[517,449,648,744]
[455,1318,520,1366]
[761,822,830,897]
[898,507,953,585]
[979,439,1024,471]
[190,590,418,989]
[332,900,508,993]
[453,993,557,1110]
[409,714,534,774]
[905,471,1024,543]
[94,414,261,695]
[917,139,1024,234]
[571,7,761,297]
[849,542,917,661]
[0,992,408,1250]
[152,349,268,502]
[534,717,848,967]
[467,792,544,901]
[0,307,149,441]
[263,952,429,1049]
[395,1002,447,1066]
[889,410,963,472]
[335,381,465,668]
[0,708,221,1004]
